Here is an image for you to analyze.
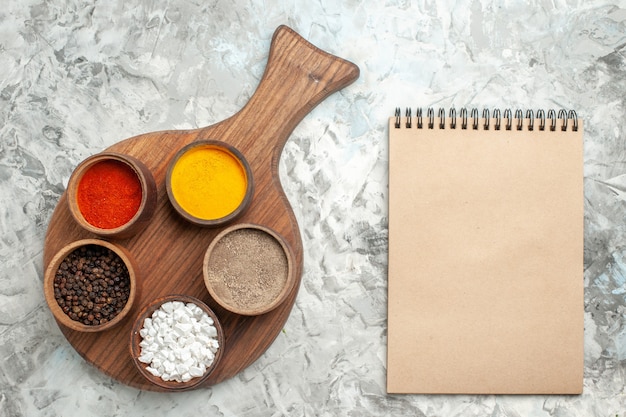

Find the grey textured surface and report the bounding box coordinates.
[1,0,625,416]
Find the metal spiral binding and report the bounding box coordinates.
[537,109,546,131]
[526,110,534,131]
[449,108,457,129]
[515,109,524,130]
[504,109,513,130]
[493,109,501,130]
[393,107,578,132]
[460,108,468,130]
[470,109,479,130]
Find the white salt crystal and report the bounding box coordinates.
[179,348,191,361]
[189,366,204,378]
[190,342,201,358]
[146,366,160,377]
[175,322,192,334]
[163,360,175,373]
[163,333,175,346]
[137,300,219,383]
[138,351,154,363]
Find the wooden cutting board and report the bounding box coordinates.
[43,25,359,391]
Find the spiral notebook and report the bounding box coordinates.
[387,108,584,394]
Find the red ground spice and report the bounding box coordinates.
[77,160,142,229]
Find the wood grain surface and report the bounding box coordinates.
[43,25,359,391]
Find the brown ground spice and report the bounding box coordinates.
[206,228,288,311]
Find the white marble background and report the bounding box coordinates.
[1,0,625,415]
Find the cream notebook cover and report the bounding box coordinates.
[387,108,583,394]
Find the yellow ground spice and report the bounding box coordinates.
[170,145,247,220]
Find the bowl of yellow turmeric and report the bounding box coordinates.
[165,140,254,227]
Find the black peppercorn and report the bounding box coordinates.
[53,244,131,326]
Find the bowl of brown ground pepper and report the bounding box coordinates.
[203,223,295,316]
[44,239,138,332]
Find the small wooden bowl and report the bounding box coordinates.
[129,294,224,391]
[203,223,295,316]
[67,152,157,239]
[165,140,254,227]
[43,239,138,332]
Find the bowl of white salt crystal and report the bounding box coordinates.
[129,294,224,391]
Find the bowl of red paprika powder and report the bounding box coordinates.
[44,238,138,332]
[67,152,157,238]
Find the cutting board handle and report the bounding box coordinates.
[207,25,360,155]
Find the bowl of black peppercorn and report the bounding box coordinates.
[44,239,138,332]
